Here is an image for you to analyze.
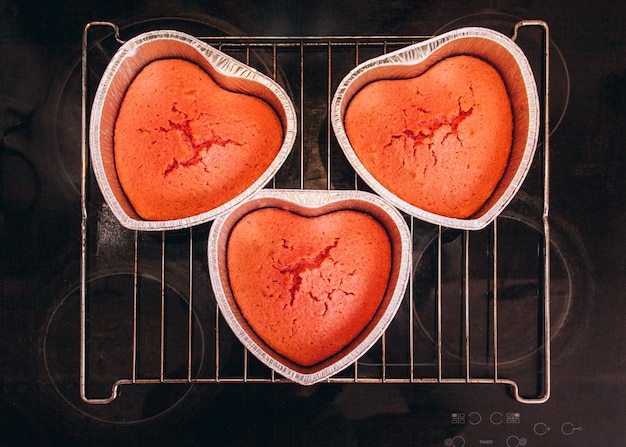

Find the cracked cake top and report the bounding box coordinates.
[226,207,392,367]
[344,55,513,219]
[113,58,283,221]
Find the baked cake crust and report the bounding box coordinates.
[226,208,392,367]
[344,55,513,219]
[113,58,283,221]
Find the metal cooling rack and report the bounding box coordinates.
[80,20,551,404]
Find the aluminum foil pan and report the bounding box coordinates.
[208,189,412,385]
[331,27,539,230]
[90,30,297,231]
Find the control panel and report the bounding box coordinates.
[443,411,583,446]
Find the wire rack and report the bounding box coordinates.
[80,20,551,404]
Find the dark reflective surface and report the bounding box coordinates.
[2,1,625,445]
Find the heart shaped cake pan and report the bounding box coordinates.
[208,189,412,385]
[90,30,297,231]
[331,27,539,230]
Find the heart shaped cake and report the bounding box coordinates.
[226,207,391,367]
[114,58,283,221]
[332,27,539,230]
[90,30,296,231]
[343,55,513,219]
[209,190,411,385]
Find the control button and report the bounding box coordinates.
[444,435,466,447]
[506,435,528,447]
[490,412,504,425]
[561,422,583,436]
[533,422,551,436]
[468,411,482,425]
[451,413,465,424]
[506,412,521,424]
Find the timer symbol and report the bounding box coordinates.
[444,436,465,447]
[506,435,527,447]
[468,412,482,425]
[561,422,583,435]
[533,422,551,436]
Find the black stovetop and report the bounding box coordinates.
[2,1,625,446]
